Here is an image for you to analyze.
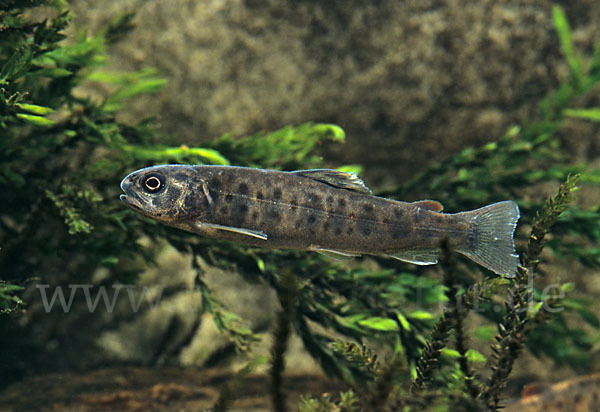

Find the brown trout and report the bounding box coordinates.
[120,165,520,276]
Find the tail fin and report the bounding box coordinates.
[455,201,520,277]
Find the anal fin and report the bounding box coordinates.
[383,247,438,265]
[309,246,360,261]
[196,222,268,240]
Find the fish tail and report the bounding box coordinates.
[455,201,520,277]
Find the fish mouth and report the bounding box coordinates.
[120,175,145,212]
[120,193,144,212]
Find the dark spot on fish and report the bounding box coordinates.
[382,218,390,224]
[251,211,259,221]
[346,227,353,235]
[218,207,228,216]
[294,221,302,229]
[238,182,249,195]
[555,401,563,409]
[257,191,264,200]
[358,220,372,236]
[323,222,330,231]
[208,181,220,202]
[182,190,209,219]
[390,224,411,240]
[429,213,443,223]
[268,209,281,222]
[327,196,334,205]
[309,228,316,235]
[225,194,234,203]
[593,392,598,401]
[290,196,298,210]
[326,215,345,236]
[273,188,282,200]
[209,177,222,191]
[574,394,582,403]
[232,201,249,226]
[356,208,376,236]
[308,214,316,225]
[394,208,404,218]
[338,198,346,208]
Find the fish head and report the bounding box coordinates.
[120,165,211,225]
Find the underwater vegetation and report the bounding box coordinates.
[0,1,600,411]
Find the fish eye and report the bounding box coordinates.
[143,174,164,193]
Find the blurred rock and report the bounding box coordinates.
[70,0,599,185]
[0,366,344,412]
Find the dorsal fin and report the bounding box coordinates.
[292,169,372,194]
[412,200,444,212]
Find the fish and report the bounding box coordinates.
[120,165,520,277]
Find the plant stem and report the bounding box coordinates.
[271,269,297,412]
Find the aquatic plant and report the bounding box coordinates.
[0,2,599,412]
[294,6,600,412]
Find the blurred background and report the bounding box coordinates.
[69,0,600,184]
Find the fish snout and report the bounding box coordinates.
[119,173,144,211]
[120,172,135,192]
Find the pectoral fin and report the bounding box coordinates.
[383,247,438,265]
[309,246,360,260]
[195,222,268,240]
[292,169,372,194]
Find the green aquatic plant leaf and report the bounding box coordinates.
[14,103,55,115]
[358,317,400,332]
[89,68,168,112]
[0,46,33,83]
[553,5,583,85]
[207,122,346,170]
[15,113,54,126]
[564,107,600,122]
[0,283,23,314]
[120,143,230,165]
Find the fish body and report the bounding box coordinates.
[120,165,520,276]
